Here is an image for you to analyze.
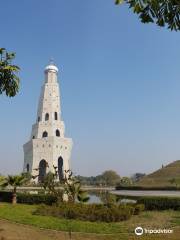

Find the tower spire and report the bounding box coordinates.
[49,58,55,65]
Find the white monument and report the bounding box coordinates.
[23,61,73,182]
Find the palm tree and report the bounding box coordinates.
[2,174,27,204]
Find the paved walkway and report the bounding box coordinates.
[111,190,180,197]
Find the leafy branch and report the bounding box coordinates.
[0,48,20,97]
[115,0,180,31]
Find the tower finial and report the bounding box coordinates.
[49,58,55,65]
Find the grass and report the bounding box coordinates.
[0,203,180,239]
[0,203,124,234]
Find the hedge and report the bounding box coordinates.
[117,195,180,210]
[137,197,180,210]
[116,185,180,190]
[0,191,12,203]
[0,191,57,205]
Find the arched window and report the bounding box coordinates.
[26,164,29,172]
[56,129,60,137]
[32,136,35,139]
[38,159,47,182]
[42,131,48,138]
[45,113,49,121]
[58,157,63,180]
[38,116,40,122]
[55,112,58,120]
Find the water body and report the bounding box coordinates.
[88,194,102,204]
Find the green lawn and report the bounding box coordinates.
[0,203,124,234]
[0,203,180,240]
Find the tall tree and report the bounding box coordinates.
[115,0,180,31]
[101,170,121,186]
[0,48,20,97]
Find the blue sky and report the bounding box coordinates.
[1,0,180,177]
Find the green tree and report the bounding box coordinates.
[118,176,132,186]
[41,172,63,203]
[115,0,180,31]
[0,48,20,97]
[0,176,6,187]
[2,174,28,204]
[101,170,121,186]
[41,171,57,192]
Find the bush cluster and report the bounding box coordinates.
[34,202,144,222]
[0,191,57,205]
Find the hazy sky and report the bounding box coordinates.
[1,0,180,177]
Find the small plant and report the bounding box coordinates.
[99,191,118,206]
[64,176,90,203]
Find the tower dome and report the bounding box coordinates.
[44,60,58,73]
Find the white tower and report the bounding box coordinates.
[23,62,73,182]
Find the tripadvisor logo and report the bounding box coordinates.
[135,226,173,235]
[135,227,143,236]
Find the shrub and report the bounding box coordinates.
[17,193,57,205]
[0,191,57,205]
[133,204,145,215]
[34,202,143,222]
